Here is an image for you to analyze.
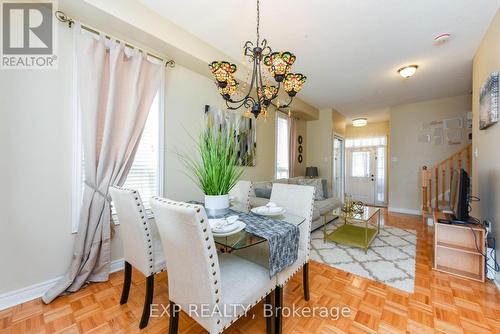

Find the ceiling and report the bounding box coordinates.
[139,0,499,122]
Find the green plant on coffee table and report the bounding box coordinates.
[181,126,243,195]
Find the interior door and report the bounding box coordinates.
[346,147,376,204]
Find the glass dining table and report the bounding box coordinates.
[210,203,306,251]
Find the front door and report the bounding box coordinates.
[346,147,376,204]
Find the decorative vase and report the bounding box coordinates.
[205,194,230,216]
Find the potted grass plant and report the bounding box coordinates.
[182,126,243,214]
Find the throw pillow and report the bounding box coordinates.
[254,187,272,199]
[297,178,325,200]
[252,181,272,199]
[321,179,329,198]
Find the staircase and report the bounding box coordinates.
[421,144,472,217]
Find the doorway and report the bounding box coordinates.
[345,136,387,206]
[332,136,345,201]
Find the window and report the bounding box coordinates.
[276,113,290,179]
[72,91,164,232]
[346,136,386,148]
[376,146,385,203]
[120,92,163,212]
[351,151,370,177]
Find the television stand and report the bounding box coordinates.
[433,211,485,282]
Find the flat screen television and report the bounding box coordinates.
[452,168,470,221]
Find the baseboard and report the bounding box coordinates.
[110,258,125,273]
[0,258,124,311]
[388,207,421,216]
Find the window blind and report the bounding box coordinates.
[119,93,160,211]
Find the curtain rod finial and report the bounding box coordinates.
[165,60,175,68]
[55,10,74,27]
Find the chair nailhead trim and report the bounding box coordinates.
[114,187,161,276]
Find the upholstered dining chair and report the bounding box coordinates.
[151,197,276,334]
[109,186,166,329]
[269,183,315,333]
[229,180,252,210]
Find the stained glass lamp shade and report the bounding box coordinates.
[209,61,237,88]
[263,52,296,82]
[283,73,307,97]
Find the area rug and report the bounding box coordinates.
[310,219,417,293]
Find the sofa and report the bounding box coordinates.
[249,177,342,231]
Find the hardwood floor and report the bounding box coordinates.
[1,210,499,333]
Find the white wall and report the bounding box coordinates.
[0,22,277,296]
[389,95,471,213]
[472,8,500,286]
[306,108,346,193]
[0,27,78,294]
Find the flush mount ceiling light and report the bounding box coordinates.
[352,118,368,127]
[398,65,419,78]
[209,0,307,119]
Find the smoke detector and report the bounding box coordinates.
[434,33,451,45]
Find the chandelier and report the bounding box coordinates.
[209,0,307,118]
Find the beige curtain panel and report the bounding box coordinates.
[43,24,163,303]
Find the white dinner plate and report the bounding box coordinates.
[212,221,246,237]
[250,207,286,217]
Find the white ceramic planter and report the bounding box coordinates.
[205,194,230,212]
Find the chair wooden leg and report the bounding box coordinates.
[139,275,154,329]
[265,292,274,334]
[169,301,180,334]
[303,262,310,301]
[120,261,132,305]
[274,286,283,334]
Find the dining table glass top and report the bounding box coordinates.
[211,202,306,250]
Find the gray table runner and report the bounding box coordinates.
[211,209,299,277]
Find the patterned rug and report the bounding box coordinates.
[310,219,417,293]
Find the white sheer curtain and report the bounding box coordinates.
[43,24,163,303]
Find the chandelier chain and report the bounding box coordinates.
[256,0,260,45]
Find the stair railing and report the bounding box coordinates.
[421,144,471,216]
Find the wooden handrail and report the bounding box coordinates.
[421,144,472,217]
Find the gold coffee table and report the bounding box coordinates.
[323,206,381,253]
